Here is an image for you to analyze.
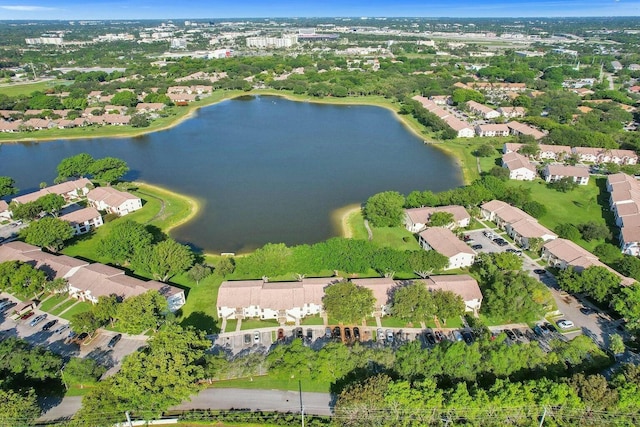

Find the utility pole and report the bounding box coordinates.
[538,406,547,427]
[298,380,305,427]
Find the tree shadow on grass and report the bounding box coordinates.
[180,311,219,334]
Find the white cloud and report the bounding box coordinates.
[0,5,58,11]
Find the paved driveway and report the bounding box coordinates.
[0,293,148,372]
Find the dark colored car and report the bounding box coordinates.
[544,322,557,333]
[353,327,360,341]
[306,328,313,340]
[278,328,285,341]
[424,332,436,345]
[42,319,58,331]
[495,239,509,247]
[0,301,16,313]
[295,327,304,339]
[462,331,474,344]
[333,326,341,339]
[243,333,251,345]
[108,334,122,348]
[533,325,544,337]
[514,329,525,340]
[539,324,550,335]
[580,307,595,315]
[505,329,517,341]
[344,327,352,341]
[20,311,35,320]
[76,332,89,343]
[533,269,547,275]
[471,244,483,250]
[325,327,332,339]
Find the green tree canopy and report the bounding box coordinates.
[391,281,434,323]
[20,217,75,252]
[0,176,18,198]
[56,153,95,181]
[97,220,154,264]
[111,90,138,107]
[133,239,194,282]
[364,191,406,227]
[322,280,376,324]
[0,388,40,426]
[429,211,455,227]
[89,157,129,184]
[116,290,168,334]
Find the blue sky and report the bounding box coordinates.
[0,0,638,19]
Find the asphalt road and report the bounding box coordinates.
[38,388,332,422]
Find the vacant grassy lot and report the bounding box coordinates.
[505,177,612,252]
[0,80,68,97]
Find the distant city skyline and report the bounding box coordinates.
[0,0,638,20]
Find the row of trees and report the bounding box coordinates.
[232,239,448,278]
[71,290,169,336]
[56,152,128,184]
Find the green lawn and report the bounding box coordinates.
[380,317,412,328]
[369,225,420,250]
[224,319,238,333]
[505,178,613,251]
[0,80,68,97]
[240,318,279,330]
[50,299,78,316]
[300,315,325,326]
[346,210,368,240]
[39,294,69,312]
[59,301,92,320]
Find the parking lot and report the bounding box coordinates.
[0,293,147,373]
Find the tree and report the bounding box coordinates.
[63,357,106,389]
[609,334,625,356]
[0,176,18,198]
[56,153,94,181]
[44,277,68,295]
[578,221,611,242]
[614,255,640,280]
[215,256,235,277]
[613,284,640,330]
[526,237,544,253]
[20,217,74,252]
[97,220,153,264]
[391,281,434,323]
[556,223,582,242]
[9,200,42,221]
[116,290,168,334]
[364,191,406,227]
[488,166,510,180]
[37,193,65,216]
[187,263,212,285]
[517,142,540,157]
[108,324,209,413]
[130,114,150,128]
[558,266,621,303]
[322,280,375,323]
[133,239,194,282]
[569,373,618,410]
[429,211,455,228]
[431,289,465,324]
[0,261,47,297]
[550,177,578,192]
[71,311,102,338]
[0,389,40,426]
[111,90,138,107]
[89,157,129,184]
[522,201,547,218]
[482,271,547,323]
[93,295,119,327]
[475,144,495,157]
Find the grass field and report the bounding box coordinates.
[50,299,78,316]
[39,294,69,312]
[59,301,92,320]
[505,177,612,252]
[240,318,279,330]
[0,80,68,97]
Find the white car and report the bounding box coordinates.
[556,319,574,329]
[253,331,260,343]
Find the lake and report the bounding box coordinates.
[0,96,463,253]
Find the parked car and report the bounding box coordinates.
[353,327,360,341]
[107,334,122,348]
[533,325,544,337]
[344,327,352,341]
[279,328,286,341]
[557,319,575,329]
[54,324,69,334]
[471,244,483,250]
[580,307,595,315]
[29,314,47,327]
[243,333,251,345]
[505,329,517,341]
[75,332,89,344]
[333,326,341,340]
[434,330,446,342]
[424,331,436,345]
[20,311,35,321]
[254,331,261,343]
[0,300,13,311]
[452,330,463,342]
[506,248,522,256]
[295,327,303,339]
[494,238,509,247]
[462,330,474,344]
[463,235,471,241]
[0,301,15,313]
[533,269,547,275]
[544,322,558,333]
[306,328,313,341]
[377,328,385,342]
[325,327,332,339]
[386,329,394,343]
[42,319,57,331]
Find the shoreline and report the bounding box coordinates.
[331,203,362,239]
[131,181,201,234]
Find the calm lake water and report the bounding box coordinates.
[0,96,462,253]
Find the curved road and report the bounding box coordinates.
[38,388,332,422]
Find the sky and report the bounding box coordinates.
[0,0,638,20]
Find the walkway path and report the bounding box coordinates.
[58,300,81,316]
[363,219,373,241]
